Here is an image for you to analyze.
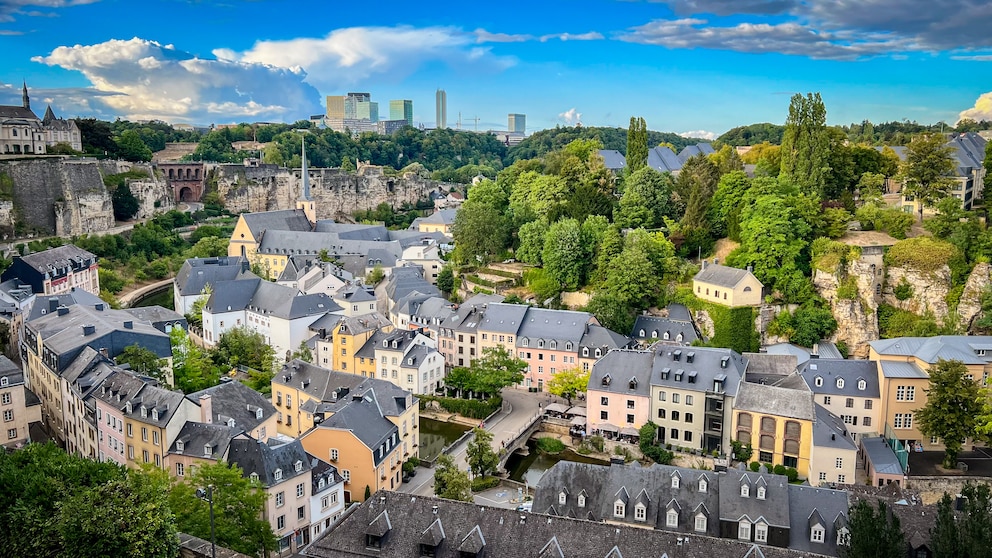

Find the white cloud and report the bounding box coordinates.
[474,28,532,43]
[539,31,605,42]
[31,37,322,123]
[0,0,98,22]
[678,130,717,140]
[558,108,582,124]
[959,91,992,123]
[221,25,518,92]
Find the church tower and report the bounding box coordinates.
[21,80,30,111]
[296,134,316,224]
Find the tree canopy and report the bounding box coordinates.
[916,359,983,469]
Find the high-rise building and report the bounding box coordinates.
[326,96,345,118]
[435,89,447,129]
[328,93,378,123]
[389,100,414,127]
[508,113,526,134]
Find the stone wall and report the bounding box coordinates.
[957,262,992,331]
[905,476,992,505]
[213,163,452,218]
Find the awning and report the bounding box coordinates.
[571,416,587,426]
[599,423,619,433]
[567,406,587,417]
[620,427,640,437]
[545,403,569,414]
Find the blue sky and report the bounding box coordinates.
[1,0,991,139]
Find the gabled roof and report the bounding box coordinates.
[693,263,760,289]
[871,335,992,365]
[419,209,458,226]
[174,257,253,296]
[517,307,595,345]
[579,324,632,351]
[719,468,791,528]
[787,484,849,554]
[169,421,243,459]
[227,437,311,487]
[187,380,276,431]
[314,390,398,463]
[678,143,715,163]
[798,358,880,398]
[598,149,627,171]
[14,244,96,275]
[648,146,682,173]
[651,345,747,397]
[735,380,815,421]
[274,359,415,418]
[240,209,312,237]
[631,314,699,344]
[812,404,857,451]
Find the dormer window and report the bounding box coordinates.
[671,474,680,489]
[577,494,586,507]
[661,367,671,380]
[538,339,545,349]
[740,484,750,497]
[318,478,326,489]
[204,444,212,457]
[176,440,185,452]
[140,406,147,418]
[639,329,646,337]
[383,340,388,347]
[836,378,845,389]
[695,513,707,532]
[665,508,677,527]
[686,352,694,363]
[756,486,766,500]
[814,376,823,387]
[614,501,625,518]
[582,347,589,357]
[699,478,708,493]
[635,503,647,522]
[720,356,729,369]
[595,348,602,357]
[227,418,235,427]
[858,379,867,391]
[125,402,132,414]
[673,350,681,361]
[0,377,7,387]
[676,333,683,343]
[663,331,670,340]
[565,342,572,351]
[152,409,159,421]
[811,524,825,543]
[256,408,263,420]
[602,374,612,386]
[274,468,283,482]
[629,378,638,390]
[837,527,850,546]
[295,460,303,473]
[250,472,259,482]
[549,340,557,350]
[559,491,567,505]
[522,338,529,347]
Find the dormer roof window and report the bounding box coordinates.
[595,348,602,357]
[204,444,212,457]
[661,367,671,380]
[227,418,236,427]
[256,408,263,419]
[295,460,303,472]
[581,346,589,357]
[629,378,638,390]
[176,440,185,452]
[815,376,823,387]
[673,350,682,361]
[686,352,694,363]
[857,379,867,391]
[720,356,729,368]
[740,483,750,497]
[602,374,612,386]
[140,405,147,418]
[274,468,283,482]
[125,402,132,414]
[836,378,845,389]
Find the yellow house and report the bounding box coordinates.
[733,381,815,478]
[692,261,763,307]
[415,209,457,235]
[227,209,313,266]
[119,381,196,470]
[310,313,392,374]
[869,336,992,452]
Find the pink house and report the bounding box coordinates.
[514,308,595,391]
[92,373,139,466]
[585,350,653,436]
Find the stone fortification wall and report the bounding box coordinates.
[213,163,450,218]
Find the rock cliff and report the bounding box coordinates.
[957,262,992,331]
[813,257,881,358]
[882,265,952,323]
[213,162,452,218]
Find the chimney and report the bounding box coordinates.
[746,265,753,273]
[57,306,69,316]
[123,320,133,329]
[99,347,109,358]
[48,297,59,312]
[199,394,213,424]
[713,258,719,266]
[812,343,819,357]
[95,303,104,311]
[701,260,707,270]
[82,324,96,336]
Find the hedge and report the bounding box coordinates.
[471,475,501,492]
[536,437,566,453]
[884,237,959,273]
[419,395,502,420]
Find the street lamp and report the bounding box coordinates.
[195,485,216,558]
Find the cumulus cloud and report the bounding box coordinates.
[31,37,322,123]
[959,92,992,123]
[0,0,98,22]
[539,31,605,42]
[627,0,992,59]
[558,108,582,125]
[219,25,518,92]
[679,130,717,140]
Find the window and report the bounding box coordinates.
[559,491,567,505]
[815,376,823,387]
[685,413,693,423]
[7,428,15,440]
[601,396,609,406]
[863,417,872,427]
[298,506,305,520]
[893,413,913,429]
[755,522,768,543]
[152,430,159,445]
[740,484,749,497]
[672,394,680,404]
[823,396,831,405]
[657,409,666,419]
[665,508,678,527]
[695,513,707,532]
[277,515,285,530]
[627,400,635,409]
[142,450,149,463]
[756,486,765,500]
[600,411,609,420]
[819,472,827,482]
[297,483,305,498]
[838,528,850,546]
[658,391,666,402]
[858,379,867,391]
[699,478,708,492]
[276,492,285,507]
[896,386,915,401]
[2,409,11,422]
[838,474,846,483]
[274,468,283,482]
[836,378,845,389]
[141,427,148,441]
[672,475,680,488]
[321,496,329,509]
[331,448,339,461]
[684,432,692,442]
[672,411,680,421]
[846,398,854,408]
[739,520,751,540]
[626,414,635,424]
[635,504,646,521]
[864,400,873,410]
[811,525,825,543]
[342,470,350,483]
[1,393,10,405]
[670,428,679,440]
[578,494,586,507]
[685,395,693,405]
[614,502,625,518]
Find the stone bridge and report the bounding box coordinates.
[158,162,205,202]
[498,411,544,472]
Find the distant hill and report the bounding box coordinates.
[716,123,785,146]
[506,126,710,164]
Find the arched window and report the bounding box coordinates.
[582,347,589,357]
[639,329,646,337]
[836,378,845,389]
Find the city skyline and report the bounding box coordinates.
[1,0,992,138]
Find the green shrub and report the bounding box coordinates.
[893,278,913,301]
[535,437,566,454]
[785,467,799,482]
[471,476,501,492]
[588,436,605,453]
[417,395,502,420]
[885,237,959,273]
[773,464,787,476]
[836,276,859,300]
[878,208,913,239]
[811,238,861,274]
[749,462,761,472]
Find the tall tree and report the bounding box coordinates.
[916,359,982,469]
[841,500,905,558]
[116,343,168,385]
[451,197,511,264]
[516,219,549,265]
[898,132,956,221]
[111,182,140,221]
[959,482,992,557]
[433,454,472,502]
[115,129,153,162]
[930,493,960,558]
[466,428,499,478]
[547,367,590,406]
[626,116,648,174]
[779,92,830,195]
[542,218,587,290]
[469,346,527,396]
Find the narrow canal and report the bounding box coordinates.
[418,417,470,461]
[504,439,609,486]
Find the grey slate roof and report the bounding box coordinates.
[632,315,699,344]
[204,277,260,314]
[334,283,377,304]
[169,421,243,459]
[764,343,812,367]
[308,452,344,495]
[860,436,904,475]
[476,300,527,334]
[205,277,340,319]
[187,380,277,431]
[441,294,505,333]
[384,266,440,302]
[812,404,857,452]
[694,262,759,289]
[718,467,791,528]
[308,489,814,558]
[410,296,454,327]
[651,345,748,397]
[787,484,849,555]
[870,335,992,365]
[241,209,312,238]
[877,360,928,379]
[579,324,633,352]
[597,149,626,171]
[317,389,398,463]
[228,436,311,487]
[27,289,104,321]
[420,209,458,226]
[678,143,716,163]
[174,257,253,296]
[123,305,187,333]
[275,359,416,419]
[517,307,594,345]
[735,381,815,421]
[0,354,23,386]
[648,146,683,173]
[798,358,880,398]
[15,244,97,275]
[96,371,186,429]
[313,222,389,241]
[589,350,654,398]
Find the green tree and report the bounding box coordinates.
[841,500,905,558]
[469,345,527,396]
[115,129,153,162]
[112,182,140,221]
[918,359,983,468]
[436,266,455,295]
[466,428,499,478]
[779,92,829,195]
[171,327,221,393]
[638,422,673,464]
[602,244,657,309]
[626,116,648,174]
[898,132,956,221]
[516,219,548,265]
[930,493,960,558]
[169,461,277,556]
[433,454,472,502]
[452,197,510,264]
[615,167,674,228]
[542,218,587,290]
[958,482,992,558]
[730,440,754,462]
[547,367,590,406]
[709,144,745,176]
[366,264,385,285]
[290,340,313,363]
[214,326,275,387]
[185,285,211,328]
[586,292,636,335]
[116,343,168,384]
[189,236,229,258]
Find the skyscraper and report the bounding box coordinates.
[389,100,414,127]
[326,95,345,118]
[435,89,447,129]
[508,114,526,134]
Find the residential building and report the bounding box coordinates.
[797,358,881,440]
[859,436,905,487]
[307,453,346,541]
[809,404,858,486]
[364,328,442,395]
[693,260,763,307]
[533,461,850,557]
[332,284,378,317]
[0,279,35,365]
[2,244,99,296]
[598,149,627,173]
[586,349,653,435]
[0,355,41,449]
[515,307,598,391]
[228,436,315,553]
[577,323,634,373]
[309,312,392,374]
[414,209,458,235]
[65,349,119,460]
[310,489,830,558]
[299,385,406,503]
[227,208,313,263]
[277,256,350,296]
[435,89,446,129]
[388,99,413,127]
[22,297,172,443]
[173,256,253,315]
[164,418,243,478]
[41,105,83,151]
[895,132,987,213]
[631,304,700,347]
[396,242,444,284]
[439,294,504,368]
[392,294,451,330]
[379,265,441,316]
[733,379,815,477]
[187,380,278,443]
[474,297,526,357]
[508,113,526,134]
[869,335,992,452]
[115,374,196,469]
[271,359,418,459]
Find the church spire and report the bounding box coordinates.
[21,80,29,111]
[296,133,316,224]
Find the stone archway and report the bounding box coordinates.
[179,187,194,202]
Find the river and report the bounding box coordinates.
[131,285,174,308]
[504,438,609,486]
[419,417,470,461]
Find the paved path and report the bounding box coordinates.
[400,388,572,503]
[118,278,174,308]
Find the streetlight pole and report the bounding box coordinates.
[196,485,216,558]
